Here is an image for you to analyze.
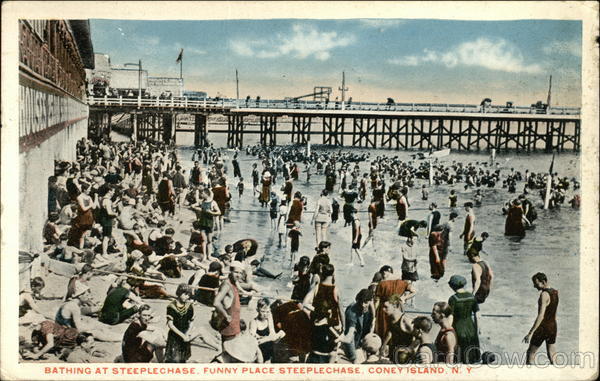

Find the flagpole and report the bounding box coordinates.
[235,69,240,109]
[176,48,184,80]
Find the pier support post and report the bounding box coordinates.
[194,114,207,147]
[132,113,138,142]
[226,115,244,149]
[292,116,312,144]
[162,114,173,144]
[259,115,277,146]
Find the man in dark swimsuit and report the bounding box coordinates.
[523,272,559,365]
[467,250,493,304]
[122,305,161,362]
[431,301,457,364]
[339,289,374,363]
[412,316,436,364]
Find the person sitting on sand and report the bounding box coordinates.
[19,277,54,325]
[23,320,81,360]
[56,283,122,342]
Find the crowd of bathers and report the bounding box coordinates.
[19,137,579,364]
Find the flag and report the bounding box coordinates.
[548,153,555,174]
[176,48,183,63]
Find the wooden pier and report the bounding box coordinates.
[218,111,580,152]
[88,99,580,153]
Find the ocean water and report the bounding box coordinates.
[171,122,581,364]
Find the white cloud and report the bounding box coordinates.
[230,24,355,61]
[183,47,206,55]
[133,35,160,46]
[230,40,255,57]
[388,38,543,74]
[542,40,581,57]
[359,19,405,30]
[387,56,419,66]
[174,43,206,56]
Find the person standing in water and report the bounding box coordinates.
[459,202,476,255]
[362,198,379,252]
[447,275,481,364]
[395,187,409,229]
[523,272,559,365]
[350,208,365,267]
[400,239,419,307]
[431,301,457,364]
[277,199,288,249]
[312,189,332,246]
[467,249,493,304]
[448,189,458,210]
[426,203,441,235]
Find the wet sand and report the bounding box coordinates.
[22,144,580,365]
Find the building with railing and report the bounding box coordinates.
[19,19,94,254]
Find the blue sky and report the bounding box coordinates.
[90,19,581,106]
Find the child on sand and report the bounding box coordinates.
[237,178,244,199]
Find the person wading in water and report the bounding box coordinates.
[523,272,559,365]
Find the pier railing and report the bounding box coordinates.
[87,96,580,116]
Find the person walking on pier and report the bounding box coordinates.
[523,272,559,365]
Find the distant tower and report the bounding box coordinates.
[338,71,348,106]
[546,75,552,111]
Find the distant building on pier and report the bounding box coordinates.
[148,77,184,98]
[19,19,94,253]
[86,53,185,98]
[183,90,208,100]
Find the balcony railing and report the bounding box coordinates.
[87,96,581,116]
[19,20,86,101]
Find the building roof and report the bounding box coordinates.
[67,20,95,69]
